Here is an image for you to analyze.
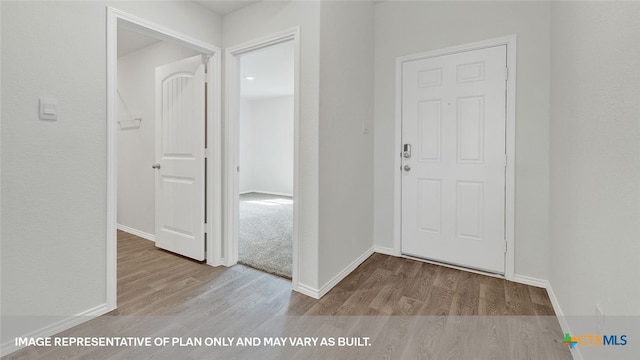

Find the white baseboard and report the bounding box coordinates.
[294,283,320,299]
[513,274,549,289]
[0,303,110,357]
[373,245,398,256]
[117,224,155,242]
[239,190,293,198]
[317,247,374,299]
[513,275,579,360]
[545,281,581,360]
[293,247,375,300]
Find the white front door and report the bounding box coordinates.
[154,55,206,261]
[401,45,507,274]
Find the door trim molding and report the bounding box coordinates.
[224,28,301,290]
[393,35,517,280]
[106,7,221,310]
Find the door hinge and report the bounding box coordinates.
[504,241,508,253]
[504,154,508,168]
[505,67,509,81]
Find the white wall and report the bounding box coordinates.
[318,1,374,288]
[117,41,198,236]
[239,96,294,196]
[225,1,375,291]
[0,0,221,348]
[549,1,640,319]
[373,1,552,280]
[223,1,321,289]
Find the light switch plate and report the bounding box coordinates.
[39,97,57,121]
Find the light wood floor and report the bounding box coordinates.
[4,231,572,359]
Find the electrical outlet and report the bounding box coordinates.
[595,304,604,332]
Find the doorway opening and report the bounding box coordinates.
[106,8,221,310]
[225,29,300,287]
[116,29,201,248]
[237,41,295,279]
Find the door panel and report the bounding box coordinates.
[401,45,507,274]
[418,179,441,234]
[154,55,205,261]
[418,100,442,162]
[457,96,484,162]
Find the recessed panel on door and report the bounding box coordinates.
[418,68,443,87]
[456,181,483,241]
[457,62,485,83]
[160,176,196,238]
[162,75,196,157]
[418,100,442,162]
[418,179,441,234]
[457,96,484,163]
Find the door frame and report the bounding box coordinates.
[106,7,222,310]
[393,35,517,280]
[224,28,301,288]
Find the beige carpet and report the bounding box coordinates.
[238,192,293,278]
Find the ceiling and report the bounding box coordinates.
[239,40,294,99]
[194,1,260,15]
[118,1,292,99]
[118,27,161,58]
[117,1,260,57]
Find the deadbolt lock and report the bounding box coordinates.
[403,144,411,158]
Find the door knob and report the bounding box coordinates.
[152,163,161,169]
[403,165,411,171]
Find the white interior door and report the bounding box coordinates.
[154,55,206,261]
[401,45,507,274]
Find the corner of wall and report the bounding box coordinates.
[317,0,375,289]
[221,0,322,295]
[318,246,374,299]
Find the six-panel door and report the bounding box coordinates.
[401,45,507,274]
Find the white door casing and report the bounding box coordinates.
[154,54,206,261]
[107,7,221,311]
[224,27,301,291]
[401,45,507,274]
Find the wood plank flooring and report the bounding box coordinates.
[4,231,572,359]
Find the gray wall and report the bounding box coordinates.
[225,0,375,290]
[373,1,552,280]
[549,2,640,318]
[318,1,375,287]
[223,0,322,289]
[0,0,222,345]
[239,96,295,196]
